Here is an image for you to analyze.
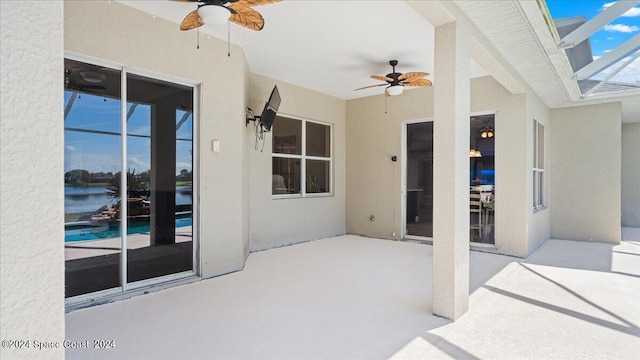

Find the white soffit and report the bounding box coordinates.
[118,0,488,100]
[454,0,581,108]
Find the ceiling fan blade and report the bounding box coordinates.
[180,10,205,31]
[229,3,264,30]
[398,72,430,81]
[354,83,389,91]
[370,75,394,83]
[403,79,433,87]
[235,0,281,7]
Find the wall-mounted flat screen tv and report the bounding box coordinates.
[259,85,281,131]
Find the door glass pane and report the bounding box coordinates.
[64,59,122,297]
[306,160,330,193]
[470,115,495,244]
[126,73,194,283]
[406,122,433,238]
[176,109,193,258]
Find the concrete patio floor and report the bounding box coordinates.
[66,229,640,359]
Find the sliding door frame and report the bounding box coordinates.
[64,52,200,307]
[401,118,433,242]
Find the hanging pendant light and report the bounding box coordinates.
[480,120,494,139]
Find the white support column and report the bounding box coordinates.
[432,21,470,321]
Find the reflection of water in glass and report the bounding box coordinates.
[65,216,192,242]
[65,187,117,214]
[65,186,193,214]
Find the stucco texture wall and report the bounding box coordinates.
[248,74,346,251]
[622,122,640,227]
[64,1,251,277]
[550,103,622,243]
[346,76,532,257]
[1,1,66,359]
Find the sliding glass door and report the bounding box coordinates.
[64,58,196,300]
[64,61,123,296]
[404,121,434,239]
[469,114,495,244]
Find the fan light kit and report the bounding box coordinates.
[355,60,432,97]
[198,5,232,26]
[386,85,404,96]
[174,0,280,32]
[80,71,106,84]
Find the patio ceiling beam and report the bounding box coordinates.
[575,33,640,80]
[558,0,640,49]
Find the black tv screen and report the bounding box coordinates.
[259,85,281,131]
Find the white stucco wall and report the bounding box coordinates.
[621,122,640,227]
[248,74,346,251]
[346,85,432,240]
[346,76,532,257]
[1,1,66,359]
[64,1,251,277]
[550,103,622,243]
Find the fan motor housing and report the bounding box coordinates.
[386,72,402,85]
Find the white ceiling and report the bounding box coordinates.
[119,0,488,100]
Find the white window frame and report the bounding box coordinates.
[533,119,545,211]
[272,115,332,198]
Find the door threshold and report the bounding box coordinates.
[470,242,498,253]
[401,237,433,245]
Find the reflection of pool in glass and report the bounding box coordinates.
[65,216,192,242]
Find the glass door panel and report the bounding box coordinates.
[405,122,434,238]
[125,73,194,283]
[470,115,495,244]
[64,59,122,297]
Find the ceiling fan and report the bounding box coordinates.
[174,0,280,31]
[355,60,432,96]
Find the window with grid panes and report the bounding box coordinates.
[272,116,331,197]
